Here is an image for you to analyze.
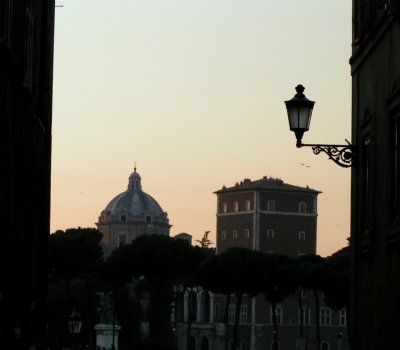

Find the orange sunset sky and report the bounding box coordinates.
[51,1,351,257]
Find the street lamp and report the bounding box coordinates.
[67,310,83,350]
[285,84,356,168]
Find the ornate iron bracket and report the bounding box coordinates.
[297,139,356,168]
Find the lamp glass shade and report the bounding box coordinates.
[67,311,83,334]
[286,103,314,131]
[284,85,315,143]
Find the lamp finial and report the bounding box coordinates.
[295,84,305,95]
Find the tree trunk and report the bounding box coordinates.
[186,291,192,350]
[271,301,279,350]
[65,276,70,300]
[186,314,192,350]
[312,289,321,350]
[186,287,198,350]
[83,272,95,349]
[223,293,231,350]
[233,294,242,350]
[297,290,304,338]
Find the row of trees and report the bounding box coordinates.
[48,228,349,350]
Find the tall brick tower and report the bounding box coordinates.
[215,176,320,257]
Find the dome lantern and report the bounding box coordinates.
[128,166,142,190]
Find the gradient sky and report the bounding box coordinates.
[51,0,351,257]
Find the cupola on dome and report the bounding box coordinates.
[103,169,166,219]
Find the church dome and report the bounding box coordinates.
[100,168,168,222]
[97,167,170,256]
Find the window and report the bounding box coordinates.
[190,337,196,350]
[228,305,236,324]
[239,305,248,324]
[270,305,282,324]
[221,231,226,240]
[270,342,280,350]
[320,308,331,326]
[188,292,197,322]
[214,303,219,321]
[201,337,209,350]
[233,201,239,212]
[240,340,246,350]
[298,231,306,240]
[299,202,307,213]
[222,202,228,213]
[299,307,310,326]
[120,214,127,222]
[339,308,346,327]
[244,229,250,239]
[146,215,152,223]
[233,230,238,239]
[245,200,251,211]
[267,200,275,211]
[118,233,127,247]
[267,229,274,239]
[321,342,330,350]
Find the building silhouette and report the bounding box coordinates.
[0,1,55,349]
[350,2,400,349]
[96,168,171,255]
[176,177,348,350]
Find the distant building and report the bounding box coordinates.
[0,1,55,349]
[96,168,171,255]
[176,177,348,350]
[350,2,400,349]
[175,232,193,246]
[215,176,319,257]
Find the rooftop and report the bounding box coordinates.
[214,176,320,194]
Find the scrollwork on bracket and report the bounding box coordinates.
[300,140,356,168]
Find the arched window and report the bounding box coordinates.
[201,291,210,322]
[239,305,248,324]
[228,304,236,324]
[270,341,280,350]
[269,304,283,324]
[190,336,196,350]
[188,291,197,322]
[320,307,332,326]
[175,291,184,323]
[240,339,247,350]
[321,342,330,350]
[201,336,209,350]
[214,303,220,321]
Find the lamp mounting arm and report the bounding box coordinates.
[297,139,356,168]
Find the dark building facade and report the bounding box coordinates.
[0,1,55,349]
[350,1,400,349]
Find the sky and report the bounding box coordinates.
[51,0,352,257]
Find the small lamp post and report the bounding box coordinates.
[285,84,356,168]
[67,310,83,350]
